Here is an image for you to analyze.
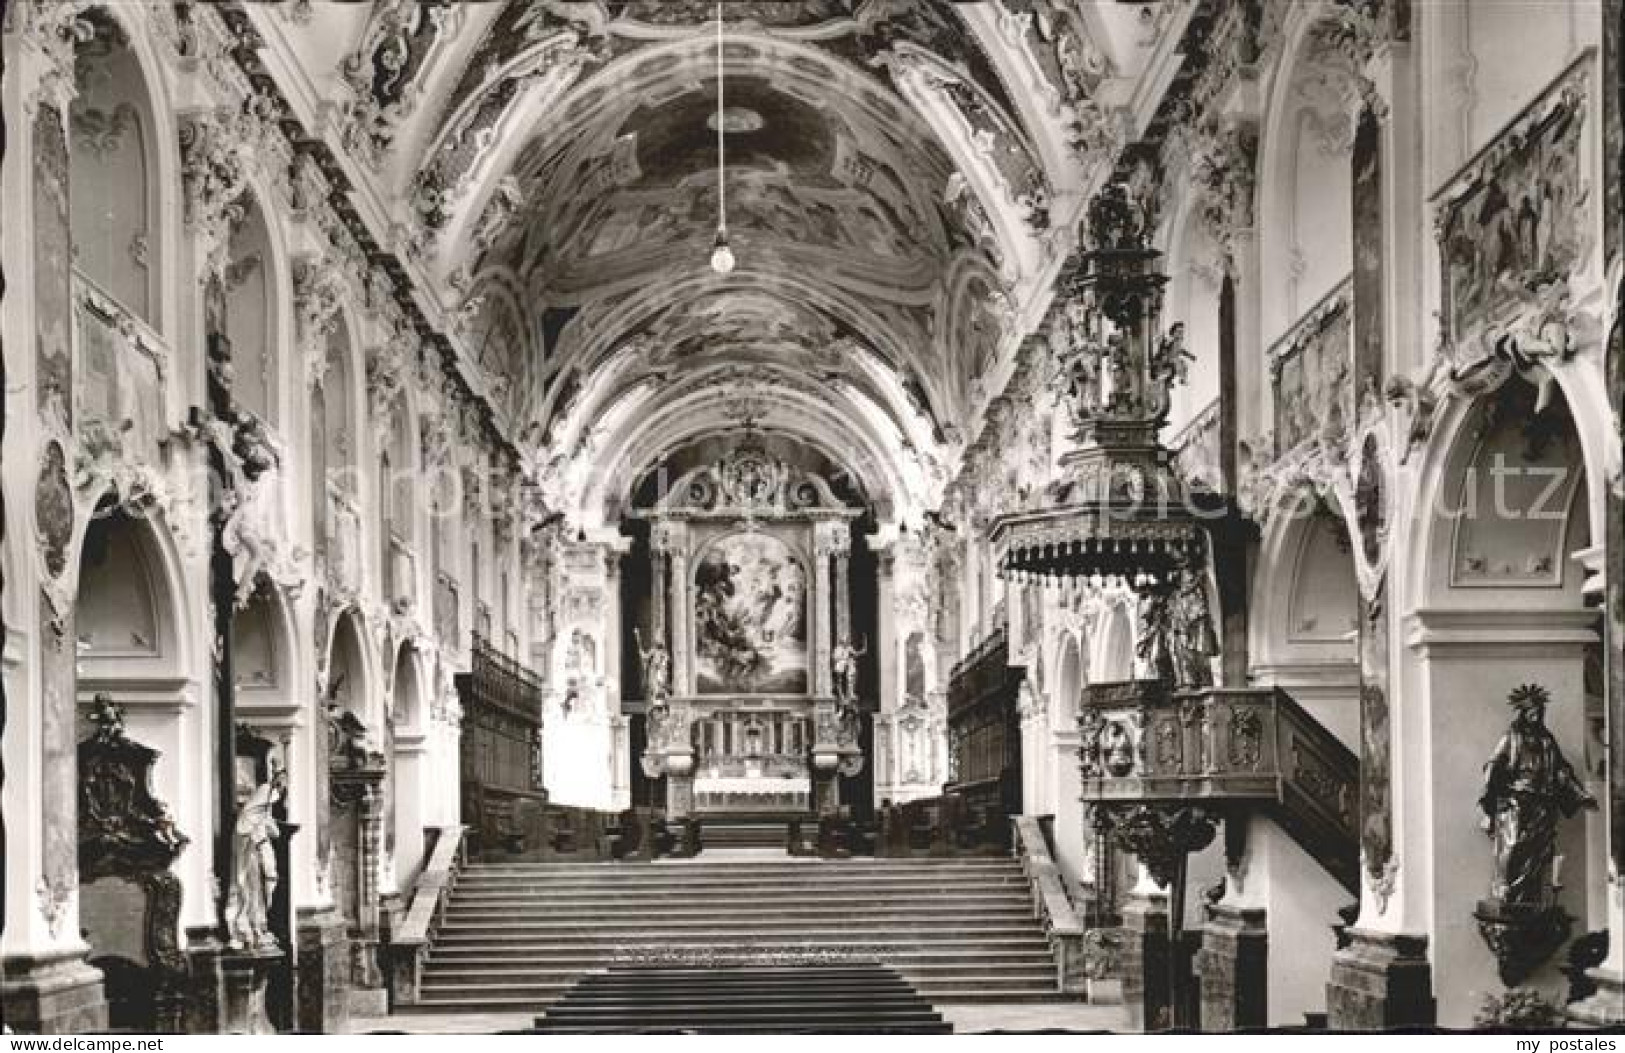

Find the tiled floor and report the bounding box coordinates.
[346,1003,1131,1035]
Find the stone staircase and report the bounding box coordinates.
[528,963,953,1033]
[412,856,1063,1012]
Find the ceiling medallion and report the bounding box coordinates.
[709,1,735,276]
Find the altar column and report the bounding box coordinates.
[658,523,693,696]
[876,543,898,790]
[603,546,624,707]
[649,545,668,643]
[812,522,845,697]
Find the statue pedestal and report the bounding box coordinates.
[1326,928,1434,1031]
[295,908,350,1034]
[219,948,282,1035]
[1120,892,1171,1033]
[0,947,108,1034]
[1473,898,1571,988]
[1196,904,1267,1031]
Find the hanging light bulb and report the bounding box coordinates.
[710,227,735,275]
[708,0,734,276]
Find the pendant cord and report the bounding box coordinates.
[716,0,726,236]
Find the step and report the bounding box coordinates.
[463,858,1018,869]
[433,923,1047,939]
[529,1022,954,1034]
[443,902,1034,917]
[453,873,1027,888]
[421,974,1057,997]
[426,958,1055,977]
[448,890,1027,903]
[426,948,1053,967]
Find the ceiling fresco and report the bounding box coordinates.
[283,0,1124,521]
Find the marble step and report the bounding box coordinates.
[427,959,1054,980]
[444,901,1034,919]
[453,877,1030,894]
[433,920,1047,939]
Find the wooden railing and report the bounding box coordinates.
[1012,816,1087,994]
[1079,682,1359,894]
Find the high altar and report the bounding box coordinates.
[633,441,866,818]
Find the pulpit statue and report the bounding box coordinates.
[1169,561,1216,690]
[1147,323,1193,424]
[1478,684,1596,905]
[1053,300,1101,424]
[226,765,287,951]
[1137,558,1216,690]
[832,635,867,702]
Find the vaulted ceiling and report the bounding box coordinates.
[263,0,1161,525]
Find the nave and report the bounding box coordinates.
[1,0,1621,1035]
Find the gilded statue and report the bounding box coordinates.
[1478,684,1596,905]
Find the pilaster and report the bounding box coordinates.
[1326,929,1435,1030]
[1120,889,1172,1032]
[1196,904,1267,1031]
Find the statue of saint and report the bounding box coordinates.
[227,765,287,952]
[1136,583,1175,685]
[633,627,671,705]
[1138,554,1217,690]
[1053,302,1101,421]
[1169,562,1217,689]
[1478,684,1596,905]
[831,635,867,701]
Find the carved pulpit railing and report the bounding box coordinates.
[1079,682,1360,894]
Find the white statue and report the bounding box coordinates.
[226,766,287,952]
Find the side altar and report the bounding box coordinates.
[632,441,866,820]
